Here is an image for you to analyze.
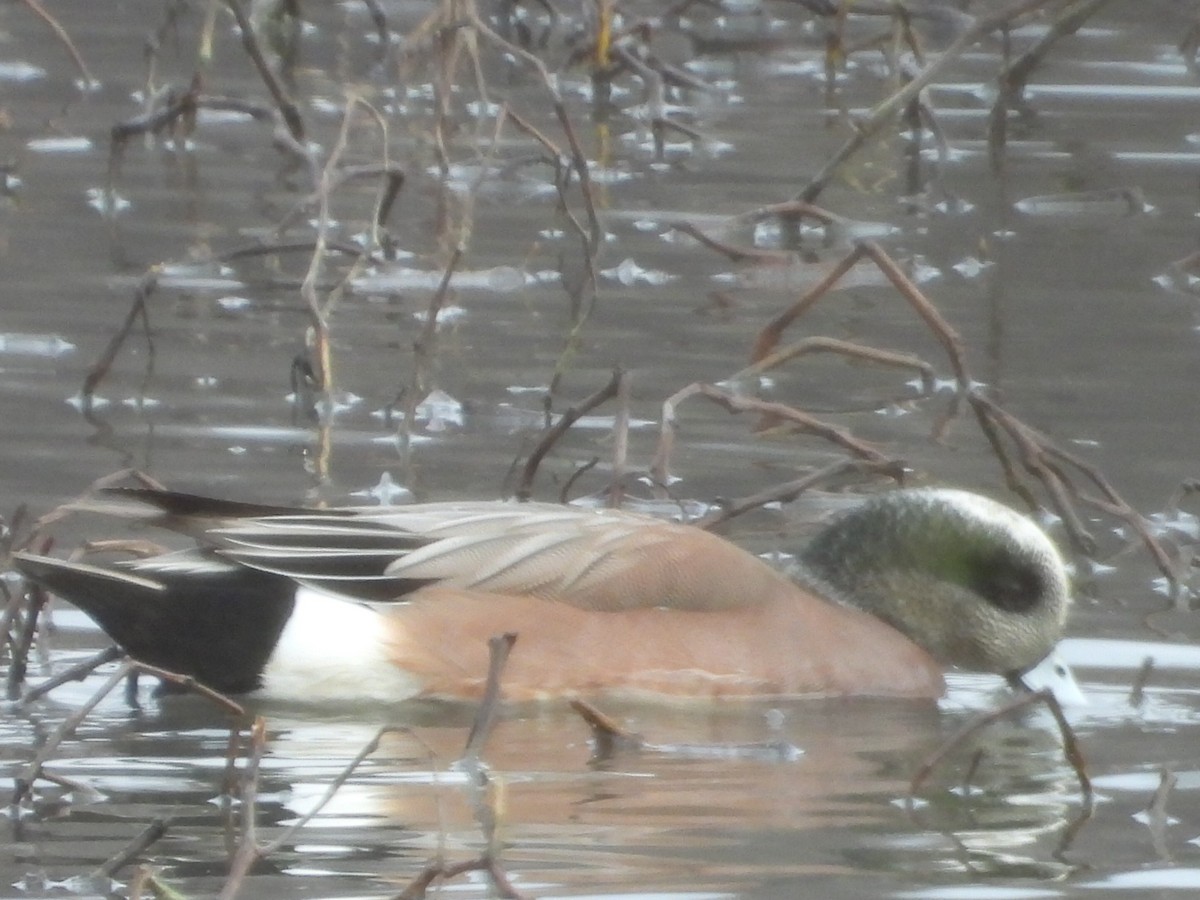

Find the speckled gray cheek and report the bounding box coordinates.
[792,488,1072,675]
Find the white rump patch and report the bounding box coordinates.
[260,586,420,703]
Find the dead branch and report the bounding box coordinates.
[218,716,268,900]
[19,0,95,86]
[5,580,46,700]
[81,272,157,408]
[798,0,1063,202]
[258,724,422,856]
[650,381,889,489]
[132,662,248,717]
[695,458,907,530]
[731,335,936,395]
[516,368,624,501]
[570,698,645,758]
[462,632,518,764]
[393,855,526,900]
[751,244,867,362]
[92,818,171,879]
[988,0,1115,172]
[668,220,794,265]
[222,0,305,141]
[16,645,122,708]
[12,659,136,807]
[908,688,1092,812]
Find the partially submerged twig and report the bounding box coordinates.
[650,380,893,490]
[92,818,172,879]
[80,273,157,408]
[462,632,517,764]
[1145,766,1177,861]
[988,0,1115,171]
[11,656,247,809]
[908,689,1093,812]
[218,716,268,900]
[221,0,305,141]
[798,0,1062,202]
[570,698,645,758]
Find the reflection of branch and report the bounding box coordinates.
[222,0,305,141]
[93,818,171,879]
[988,0,1114,170]
[219,717,267,900]
[908,689,1093,812]
[12,658,245,807]
[798,0,1060,202]
[19,0,95,86]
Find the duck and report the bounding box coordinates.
[11,486,1078,705]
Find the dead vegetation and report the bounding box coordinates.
[4,0,1198,896]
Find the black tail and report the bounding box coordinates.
[67,487,350,538]
[13,552,296,694]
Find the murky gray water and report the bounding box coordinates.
[5,2,1200,898]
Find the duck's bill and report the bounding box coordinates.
[1008,652,1088,706]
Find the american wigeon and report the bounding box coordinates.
[12,486,1076,704]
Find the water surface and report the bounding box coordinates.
[4,2,1200,898]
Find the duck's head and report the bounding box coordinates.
[798,488,1072,681]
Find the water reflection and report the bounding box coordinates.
[5,1,1200,898]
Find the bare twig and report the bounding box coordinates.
[17,645,123,708]
[92,818,172,878]
[570,698,645,758]
[13,659,135,807]
[731,335,936,395]
[1146,766,1177,861]
[259,725,421,856]
[394,855,526,900]
[19,0,95,86]
[695,459,907,530]
[908,689,1092,812]
[81,273,157,407]
[222,0,305,140]
[798,0,1062,202]
[988,0,1114,171]
[668,220,794,265]
[1129,656,1154,708]
[650,382,889,489]
[516,368,624,501]
[6,581,46,700]
[131,662,248,716]
[462,633,518,764]
[218,716,268,900]
[609,370,632,507]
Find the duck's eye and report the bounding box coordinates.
[971,554,1043,613]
